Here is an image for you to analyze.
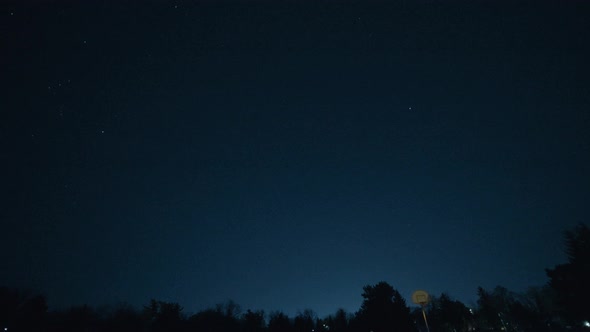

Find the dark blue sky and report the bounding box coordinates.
[3,0,590,318]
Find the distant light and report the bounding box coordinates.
[583,321,590,328]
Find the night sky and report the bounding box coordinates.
[3,0,590,318]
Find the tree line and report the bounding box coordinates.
[2,224,588,332]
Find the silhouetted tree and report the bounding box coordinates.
[425,293,473,332]
[475,285,558,332]
[294,309,316,332]
[518,286,561,331]
[49,304,100,332]
[188,301,241,332]
[142,299,183,332]
[268,311,294,332]
[476,286,514,331]
[104,303,145,332]
[0,287,48,332]
[217,300,242,319]
[189,309,226,332]
[355,281,415,332]
[546,223,590,326]
[242,309,265,332]
[0,287,19,330]
[324,308,351,332]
